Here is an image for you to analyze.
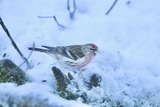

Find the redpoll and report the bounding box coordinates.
[28,43,98,69]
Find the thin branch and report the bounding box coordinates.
[106,0,118,15]
[38,16,54,18]
[53,16,66,29]
[0,17,31,69]
[38,15,66,29]
[67,0,76,19]
[19,42,35,68]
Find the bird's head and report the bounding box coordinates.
[85,43,98,55]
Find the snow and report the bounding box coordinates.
[0,83,90,107]
[0,0,160,106]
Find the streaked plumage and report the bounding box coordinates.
[28,43,98,69]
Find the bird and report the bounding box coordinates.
[28,43,98,69]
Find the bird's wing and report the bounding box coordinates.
[67,45,85,59]
[55,46,85,60]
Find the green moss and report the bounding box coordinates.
[0,59,28,85]
[58,90,79,100]
[52,66,79,100]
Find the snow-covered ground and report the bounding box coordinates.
[0,0,160,106]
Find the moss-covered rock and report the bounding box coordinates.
[0,59,28,85]
[52,66,79,100]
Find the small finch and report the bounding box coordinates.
[28,43,98,69]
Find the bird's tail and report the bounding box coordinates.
[41,45,55,50]
[28,47,49,53]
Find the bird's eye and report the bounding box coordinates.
[90,48,95,51]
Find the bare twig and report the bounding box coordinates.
[106,0,118,15]
[53,16,66,29]
[67,0,76,19]
[0,17,31,69]
[38,16,54,18]
[38,15,66,29]
[19,42,35,68]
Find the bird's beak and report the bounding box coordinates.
[94,50,99,55]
